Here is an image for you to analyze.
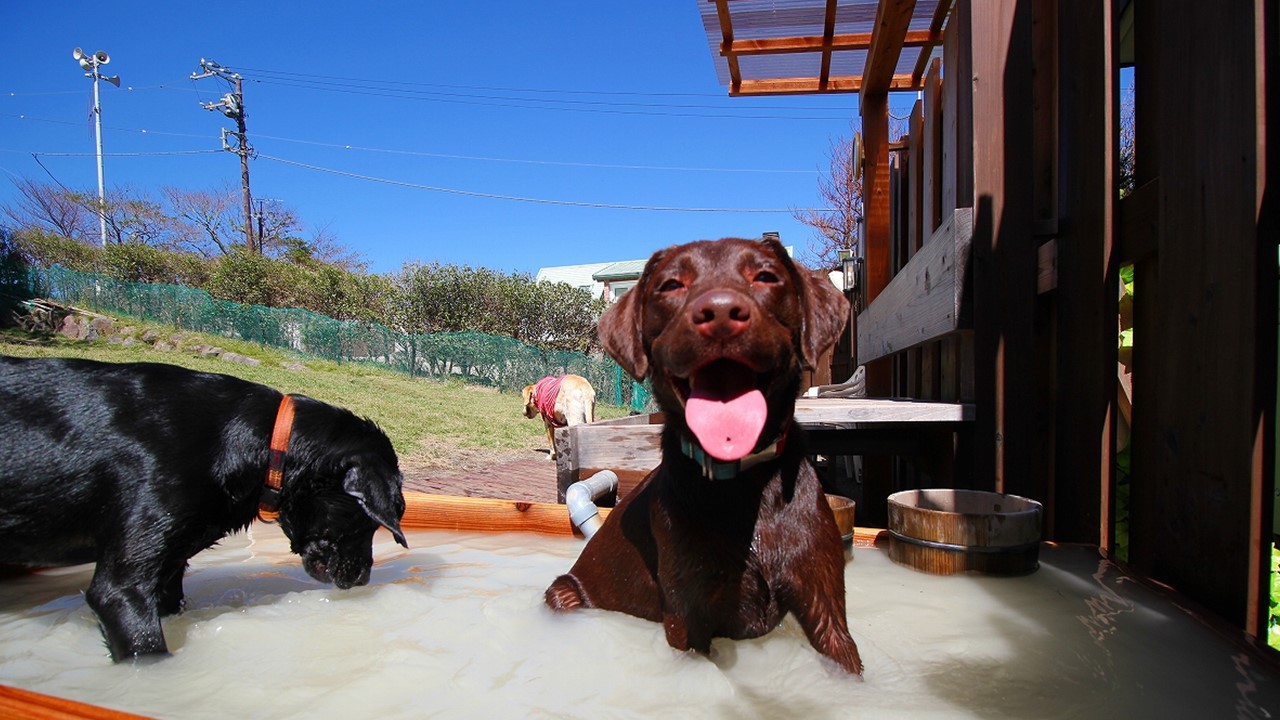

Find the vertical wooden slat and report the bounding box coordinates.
[940,1,973,411]
[862,91,894,399]
[920,58,944,401]
[908,100,925,257]
[1053,0,1115,547]
[1129,0,1276,633]
[906,101,926,400]
[922,58,943,236]
[860,90,895,525]
[941,11,972,216]
[964,0,1037,498]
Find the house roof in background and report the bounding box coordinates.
[593,260,648,281]
[535,262,612,298]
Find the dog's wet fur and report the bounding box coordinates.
[544,237,863,675]
[0,356,407,662]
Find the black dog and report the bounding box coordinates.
[545,237,863,675]
[0,356,408,662]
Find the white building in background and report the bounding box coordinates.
[535,243,843,305]
[534,259,647,304]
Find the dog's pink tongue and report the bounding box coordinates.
[686,370,767,462]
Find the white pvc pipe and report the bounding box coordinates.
[565,470,619,539]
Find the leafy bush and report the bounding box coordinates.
[10,228,100,271]
[205,247,287,307]
[394,262,605,352]
[102,242,190,284]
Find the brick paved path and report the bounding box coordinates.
[402,453,559,504]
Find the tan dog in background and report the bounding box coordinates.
[523,374,596,460]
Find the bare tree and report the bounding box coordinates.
[256,203,304,257]
[164,185,239,256]
[795,117,913,270]
[299,221,362,269]
[794,130,863,271]
[103,187,176,246]
[2,178,95,241]
[1119,82,1136,197]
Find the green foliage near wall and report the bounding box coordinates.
[19,264,646,407]
[5,230,607,355]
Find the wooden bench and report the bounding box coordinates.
[856,207,973,365]
[554,397,972,504]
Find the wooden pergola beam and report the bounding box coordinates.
[712,0,742,94]
[910,0,954,84]
[818,0,838,91]
[722,29,940,57]
[731,72,920,96]
[860,0,920,102]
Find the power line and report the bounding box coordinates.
[245,75,854,120]
[29,149,224,158]
[235,65,851,107]
[250,133,817,174]
[257,153,814,213]
[2,113,819,175]
[0,112,216,141]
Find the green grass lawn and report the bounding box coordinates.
[0,322,629,471]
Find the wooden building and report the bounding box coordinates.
[700,0,1277,644]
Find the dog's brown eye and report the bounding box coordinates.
[658,279,684,293]
[754,271,780,284]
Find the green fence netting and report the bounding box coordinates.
[24,265,653,411]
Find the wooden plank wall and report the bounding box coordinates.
[965,0,1039,503]
[1051,0,1115,545]
[1126,0,1277,634]
[855,0,1275,643]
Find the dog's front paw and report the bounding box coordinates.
[544,575,586,610]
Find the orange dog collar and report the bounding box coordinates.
[261,394,296,510]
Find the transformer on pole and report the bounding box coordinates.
[192,58,256,252]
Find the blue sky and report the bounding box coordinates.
[1,2,920,276]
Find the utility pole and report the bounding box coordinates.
[191,59,255,253]
[73,47,119,247]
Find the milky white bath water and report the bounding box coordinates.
[2,525,1278,719]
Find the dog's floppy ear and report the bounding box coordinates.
[343,466,409,548]
[599,251,662,381]
[762,238,849,369]
[798,267,850,368]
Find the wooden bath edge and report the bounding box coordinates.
[0,683,149,720]
[395,491,886,547]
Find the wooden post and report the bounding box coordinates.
[959,0,1038,500]
[1053,0,1116,546]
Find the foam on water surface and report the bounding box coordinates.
[2,525,1279,719]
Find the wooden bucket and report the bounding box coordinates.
[886,489,1042,575]
[825,494,857,543]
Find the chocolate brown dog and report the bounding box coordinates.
[0,356,407,662]
[544,237,863,675]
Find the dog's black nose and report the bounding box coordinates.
[690,289,752,339]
